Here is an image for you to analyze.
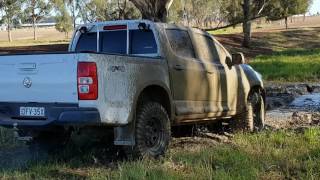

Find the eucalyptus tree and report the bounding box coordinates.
[0,0,25,42]
[23,0,52,40]
[265,0,312,29]
[129,0,174,22]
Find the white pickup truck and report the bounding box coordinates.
[0,20,265,157]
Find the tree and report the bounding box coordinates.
[0,0,24,42]
[77,0,140,23]
[266,0,312,29]
[55,6,73,38]
[65,0,80,29]
[219,0,269,47]
[242,0,252,47]
[129,0,174,22]
[168,0,221,27]
[23,0,52,40]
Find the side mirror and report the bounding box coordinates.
[232,52,245,65]
[225,57,233,67]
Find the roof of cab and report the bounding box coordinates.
[78,19,211,37]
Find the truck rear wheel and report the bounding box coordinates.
[126,102,171,158]
[232,91,265,132]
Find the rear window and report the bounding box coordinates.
[100,30,127,54]
[76,32,97,52]
[130,30,157,54]
[166,29,195,58]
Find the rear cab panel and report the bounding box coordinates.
[71,20,170,125]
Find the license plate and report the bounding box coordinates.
[20,107,45,117]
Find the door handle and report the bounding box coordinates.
[173,64,184,71]
[206,71,214,74]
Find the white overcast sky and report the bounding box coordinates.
[310,0,320,14]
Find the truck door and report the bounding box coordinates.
[165,29,211,116]
[213,40,239,113]
[190,32,223,115]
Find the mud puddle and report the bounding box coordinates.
[289,93,320,110]
[266,84,320,129]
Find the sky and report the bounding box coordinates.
[310,0,320,14]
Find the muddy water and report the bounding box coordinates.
[290,93,320,110]
[266,89,320,129]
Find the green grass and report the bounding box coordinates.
[250,48,320,82]
[0,128,20,150]
[1,128,320,179]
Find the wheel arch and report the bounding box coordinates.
[135,84,174,121]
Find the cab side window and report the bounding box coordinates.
[166,29,196,59]
[192,33,220,64]
[130,30,157,54]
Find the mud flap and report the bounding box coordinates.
[114,122,135,146]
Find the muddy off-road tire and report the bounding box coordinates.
[232,91,265,132]
[126,102,171,158]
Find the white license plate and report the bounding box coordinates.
[20,107,45,117]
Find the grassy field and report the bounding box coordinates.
[212,26,320,82]
[1,128,320,179]
[250,48,320,82]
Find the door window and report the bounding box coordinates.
[166,29,196,58]
[193,33,220,64]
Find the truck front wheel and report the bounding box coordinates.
[232,90,265,132]
[127,102,171,158]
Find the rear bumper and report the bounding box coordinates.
[0,102,101,128]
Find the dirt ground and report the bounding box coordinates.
[0,27,67,41]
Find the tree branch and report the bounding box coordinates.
[203,14,264,31]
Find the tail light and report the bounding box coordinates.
[77,62,98,100]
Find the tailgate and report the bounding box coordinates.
[0,53,78,103]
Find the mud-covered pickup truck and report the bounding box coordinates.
[0,20,265,157]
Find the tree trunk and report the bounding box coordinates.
[129,0,173,22]
[285,16,288,29]
[242,0,251,48]
[33,17,37,41]
[7,18,12,42]
[7,27,12,42]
